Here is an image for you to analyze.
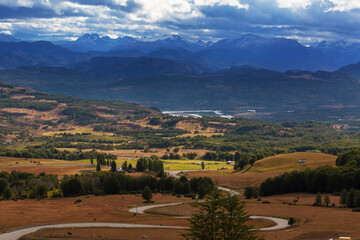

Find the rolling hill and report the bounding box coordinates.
[0,80,160,141]
[246,152,337,174]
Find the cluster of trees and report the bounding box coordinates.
[0,170,214,200]
[234,152,264,170]
[336,149,360,167]
[60,173,214,198]
[339,189,360,208]
[200,151,263,170]
[61,107,100,125]
[202,151,234,161]
[0,147,116,161]
[0,171,59,200]
[259,165,360,205]
[136,157,164,173]
[161,153,181,160]
[0,98,58,111]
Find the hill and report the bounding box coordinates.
[71,56,210,80]
[0,80,160,143]
[0,41,90,69]
[246,152,337,174]
[2,64,360,122]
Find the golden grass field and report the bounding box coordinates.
[22,228,187,240]
[0,156,94,175]
[1,152,354,240]
[247,152,337,174]
[1,192,359,240]
[180,152,337,191]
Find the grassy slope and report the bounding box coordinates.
[246,152,337,174]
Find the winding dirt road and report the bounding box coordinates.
[0,170,289,239]
[0,223,187,240]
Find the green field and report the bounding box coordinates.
[80,158,230,171]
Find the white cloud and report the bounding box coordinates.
[129,0,199,22]
[112,0,128,6]
[276,0,313,9]
[325,0,360,11]
[195,0,248,9]
[0,0,35,7]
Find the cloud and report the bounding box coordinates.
[325,0,360,11]
[0,0,358,44]
[276,0,312,9]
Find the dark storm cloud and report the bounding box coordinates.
[0,0,360,43]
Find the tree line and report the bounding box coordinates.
[0,147,116,161]
[0,170,214,201]
[259,164,360,208]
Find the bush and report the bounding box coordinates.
[262,200,271,204]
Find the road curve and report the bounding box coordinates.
[128,204,289,231]
[0,223,187,240]
[0,170,288,239]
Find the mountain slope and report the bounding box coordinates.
[71,56,210,80]
[0,41,88,69]
[0,80,160,136]
[1,65,359,120]
[337,61,360,79]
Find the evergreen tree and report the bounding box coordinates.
[324,195,331,207]
[3,186,13,200]
[142,186,153,202]
[201,161,205,170]
[183,190,261,240]
[0,178,8,194]
[96,162,101,172]
[340,189,348,207]
[244,186,256,199]
[110,160,117,172]
[122,160,128,171]
[90,158,93,165]
[198,184,207,199]
[314,192,323,206]
[288,217,296,226]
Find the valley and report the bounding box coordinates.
[1,23,360,240]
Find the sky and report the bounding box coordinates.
[0,0,360,44]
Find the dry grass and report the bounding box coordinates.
[22,227,186,240]
[21,219,275,240]
[0,157,93,175]
[245,194,360,240]
[0,194,192,234]
[0,166,95,175]
[247,152,336,174]
[0,192,359,239]
[179,170,277,191]
[0,157,89,166]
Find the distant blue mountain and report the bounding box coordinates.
[0,33,360,72]
[0,33,20,42]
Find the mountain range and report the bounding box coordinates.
[1,33,360,122]
[1,33,360,72]
[2,57,360,123]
